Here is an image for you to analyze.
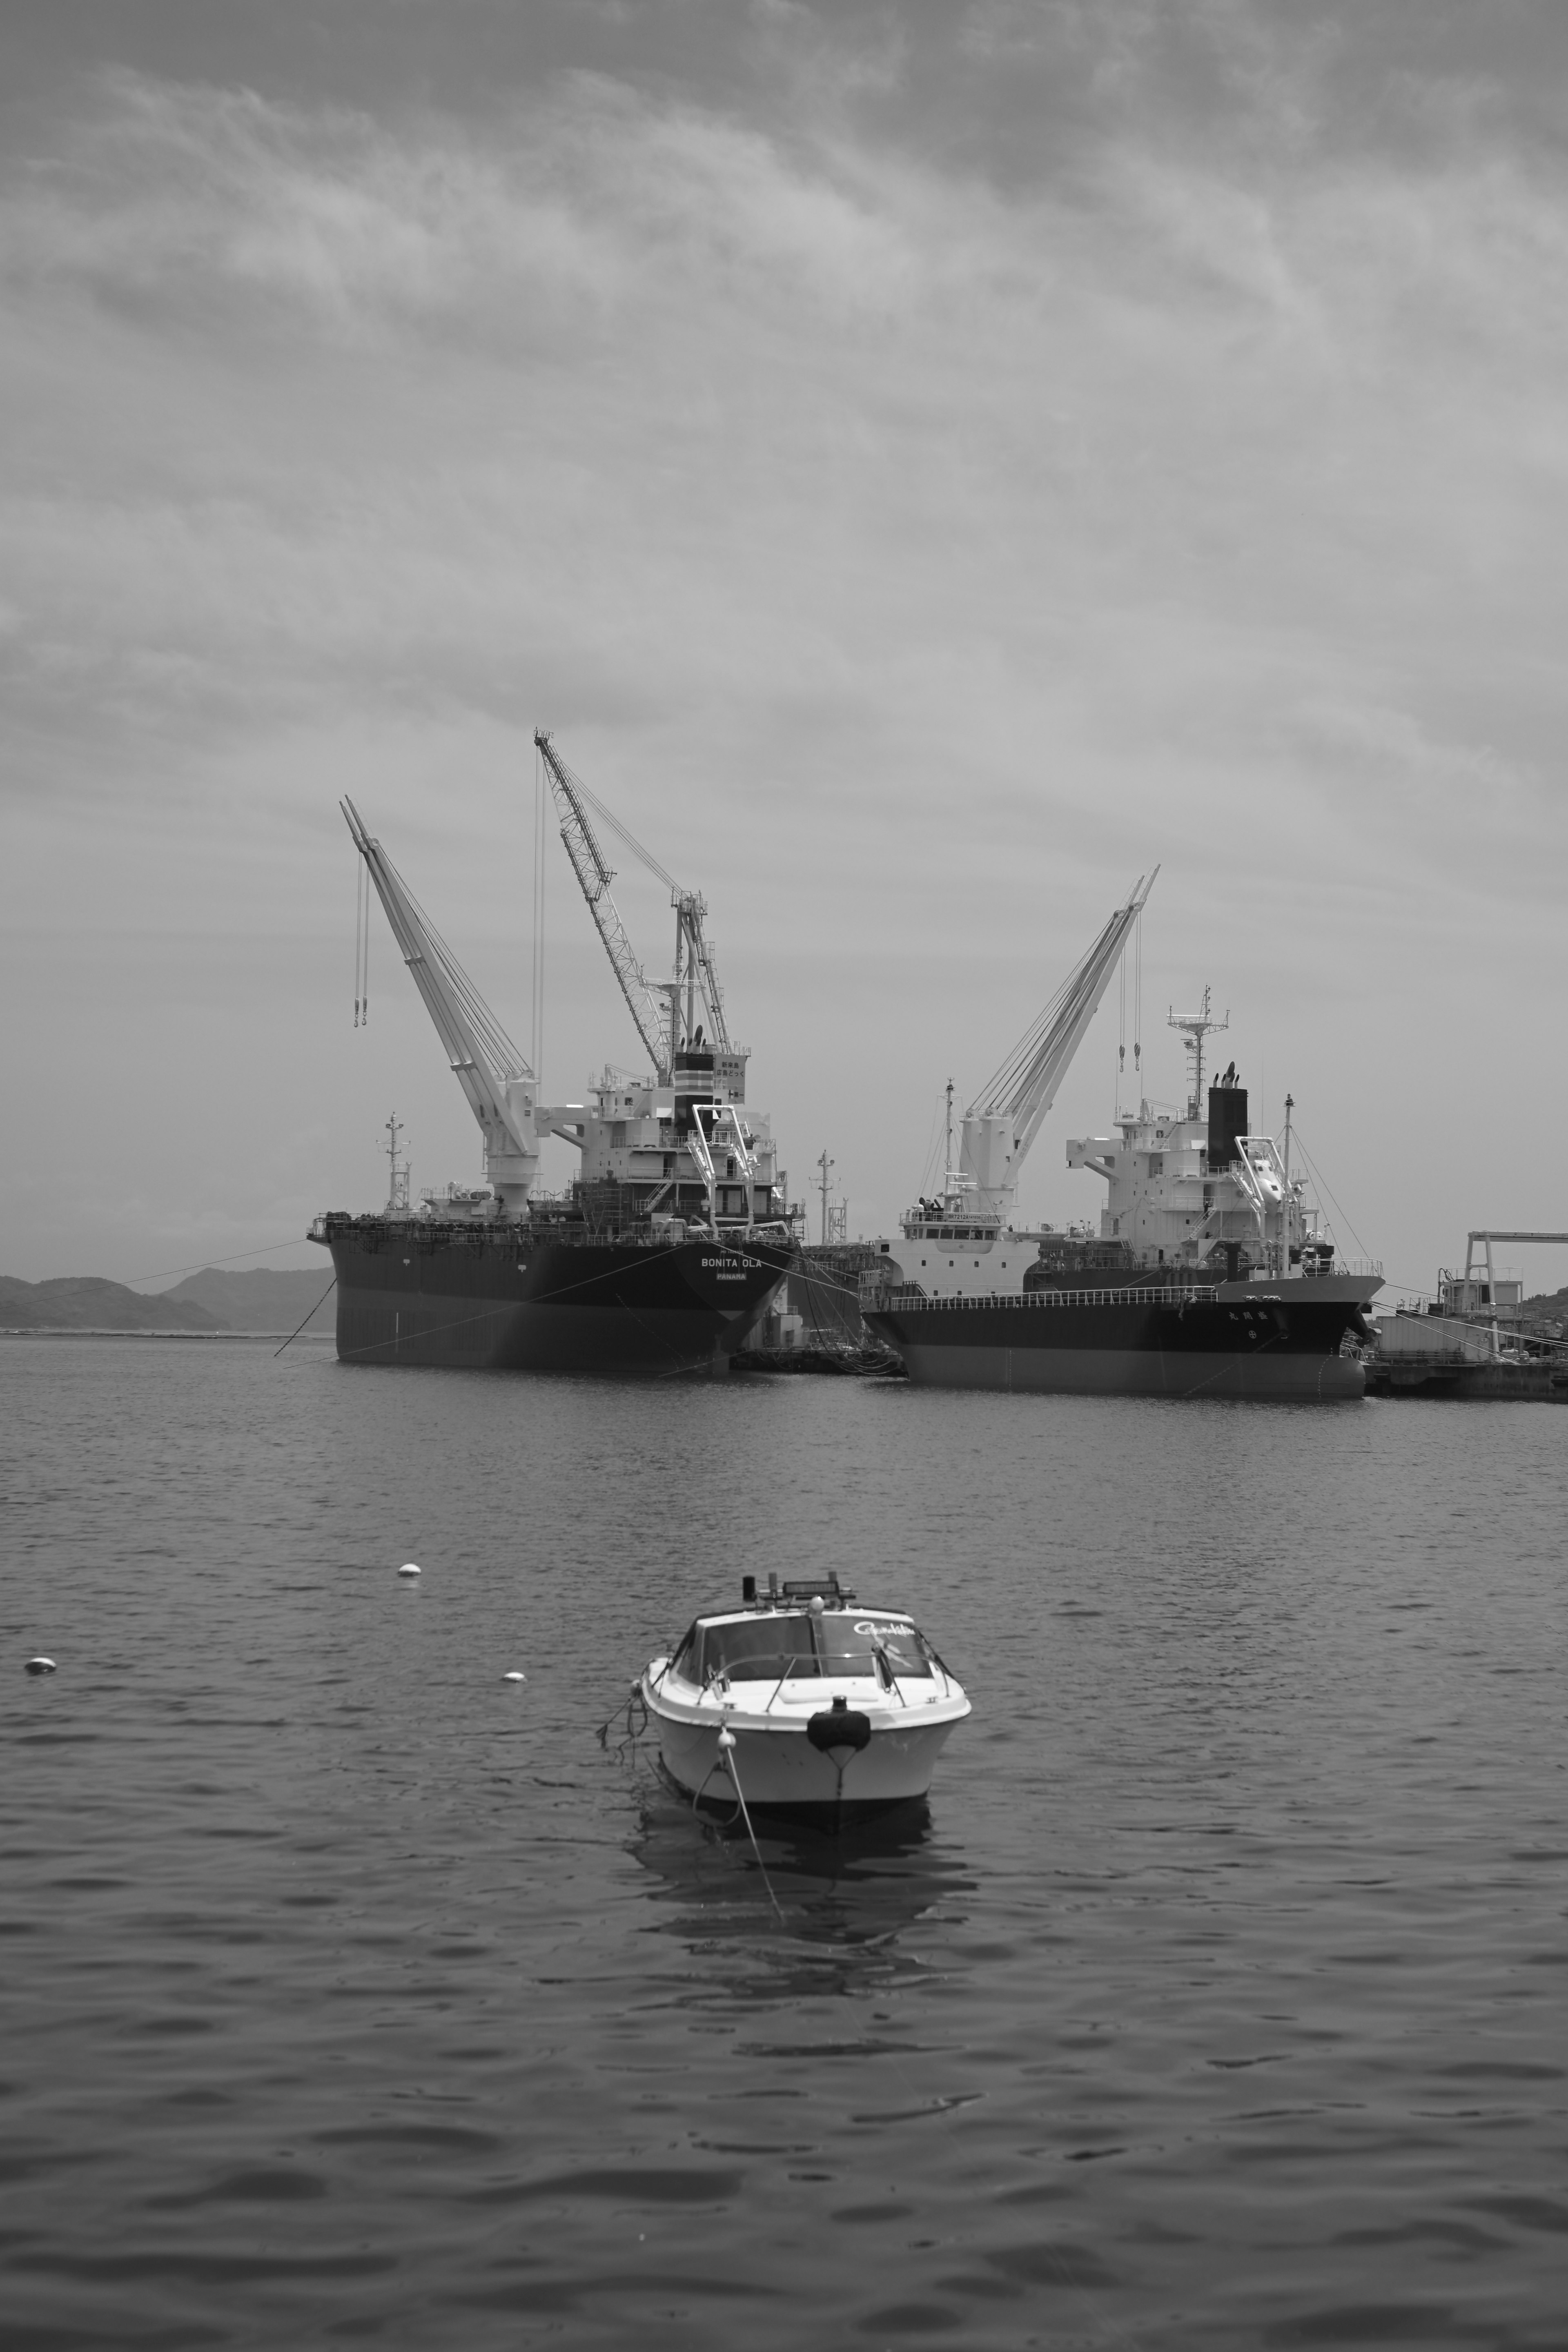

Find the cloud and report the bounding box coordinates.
[2,10,1567,1274]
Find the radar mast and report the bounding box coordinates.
[1167,989,1229,1117]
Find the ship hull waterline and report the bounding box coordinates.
[318,1221,790,1376]
[865,1279,1378,1401]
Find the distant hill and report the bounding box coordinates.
[0,1276,227,1333]
[160,1267,336,1334]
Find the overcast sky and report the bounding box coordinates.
[4,0,1567,1299]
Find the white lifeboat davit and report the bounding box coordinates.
[1244,1149,1285,1205]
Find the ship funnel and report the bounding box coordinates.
[1207,1083,1249,1171]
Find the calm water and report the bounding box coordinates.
[3,1338,1566,2350]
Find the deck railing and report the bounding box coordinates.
[879,1284,1222,1314]
[310,1212,793,1254]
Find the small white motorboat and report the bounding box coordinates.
[641,1574,971,1824]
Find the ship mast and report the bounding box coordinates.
[1167,989,1229,1116]
[1283,1093,1293,1192]
[384,1112,411,1212]
[960,870,1158,1223]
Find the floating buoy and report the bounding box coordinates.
[717,1727,736,1751]
[503,1670,526,1683]
[397,1564,421,1579]
[25,1657,56,1676]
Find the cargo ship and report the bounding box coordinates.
[863,884,1381,1399]
[311,737,797,1374]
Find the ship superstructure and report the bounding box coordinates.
[864,881,1382,1397]
[1064,993,1334,1283]
[312,745,796,1373]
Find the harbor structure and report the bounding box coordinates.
[1368,1230,1568,1399]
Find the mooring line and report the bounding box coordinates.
[715,1728,786,1926]
[273,1278,337,1357]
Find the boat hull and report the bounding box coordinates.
[649,1706,964,1820]
[865,1278,1375,1400]
[318,1219,789,1375]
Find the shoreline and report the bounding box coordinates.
[0,1328,336,1343]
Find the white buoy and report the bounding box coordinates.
[397,1563,421,1579]
[503,1670,526,1683]
[717,1727,736,1751]
[25,1656,56,1676]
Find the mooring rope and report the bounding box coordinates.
[595,1677,650,1756]
[714,1728,786,1925]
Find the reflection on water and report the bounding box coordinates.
[630,1771,976,1999]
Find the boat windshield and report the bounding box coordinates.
[695,1614,935,1684]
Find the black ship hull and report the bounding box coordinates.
[316,1219,789,1375]
[865,1279,1375,1401]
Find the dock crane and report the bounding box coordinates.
[959,869,1158,1224]
[341,798,542,1213]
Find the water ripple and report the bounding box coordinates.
[3,1342,1566,2350]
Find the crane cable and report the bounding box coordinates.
[571,773,684,899]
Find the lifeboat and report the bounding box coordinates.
[641,1575,971,1824]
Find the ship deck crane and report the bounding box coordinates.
[533,732,733,1076]
[960,869,1158,1223]
[341,799,541,1213]
[531,735,767,1228]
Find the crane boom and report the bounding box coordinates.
[960,868,1158,1221]
[535,733,669,1076]
[678,893,732,1053]
[341,799,541,1212]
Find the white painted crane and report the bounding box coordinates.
[341,798,541,1212]
[960,869,1158,1223]
[533,733,669,1075]
[533,731,733,1076]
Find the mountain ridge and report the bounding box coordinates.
[0,1276,227,1333]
